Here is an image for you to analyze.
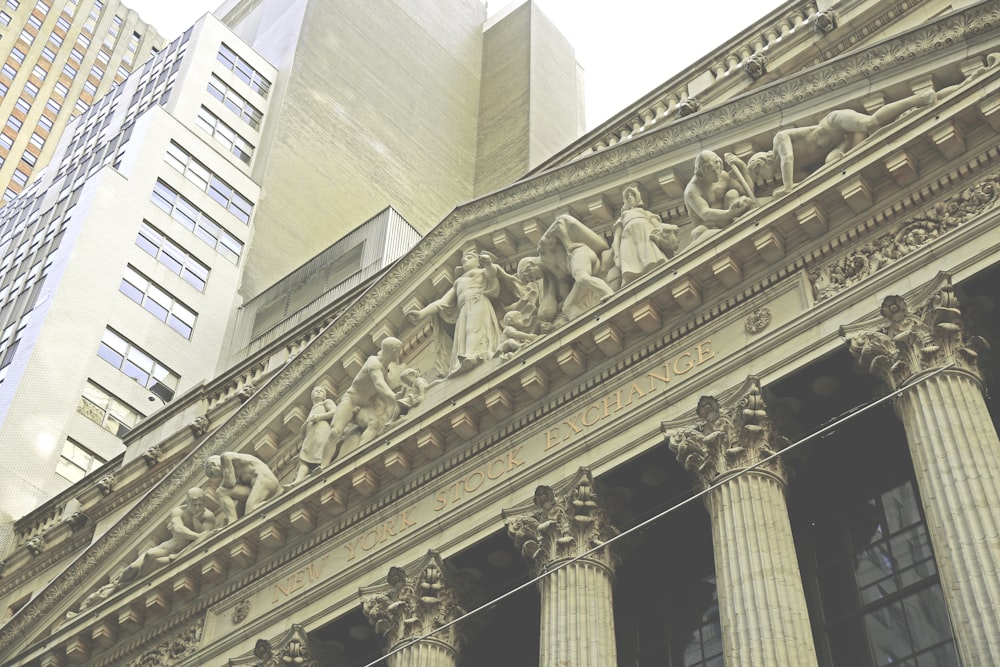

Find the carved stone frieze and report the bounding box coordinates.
[661,377,787,489]
[360,551,466,654]
[503,468,619,576]
[228,625,319,667]
[745,307,772,334]
[843,277,989,391]
[812,172,1000,301]
[232,599,251,625]
[125,621,202,667]
[4,7,999,655]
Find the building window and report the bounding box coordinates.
[11,47,27,64]
[2,64,17,80]
[29,132,44,149]
[30,64,46,80]
[14,97,31,114]
[207,74,263,129]
[78,380,143,437]
[56,15,70,30]
[37,115,53,131]
[45,98,61,115]
[195,106,254,164]
[135,221,210,291]
[55,438,105,483]
[96,328,179,401]
[150,180,243,263]
[163,143,254,223]
[0,10,10,25]
[11,169,29,187]
[27,14,42,29]
[119,265,197,338]
[0,133,13,150]
[5,115,23,132]
[5,0,19,9]
[216,43,271,97]
[41,46,57,62]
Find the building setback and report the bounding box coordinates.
[0,0,165,202]
[5,0,999,666]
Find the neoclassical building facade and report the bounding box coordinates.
[2,1,1000,665]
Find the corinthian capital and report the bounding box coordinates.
[360,551,465,653]
[502,468,619,576]
[661,377,787,489]
[842,276,989,391]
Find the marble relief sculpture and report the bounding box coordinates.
[66,488,216,618]
[293,386,338,483]
[746,91,935,195]
[405,251,504,376]
[684,150,758,243]
[536,214,614,320]
[205,452,282,526]
[610,185,680,287]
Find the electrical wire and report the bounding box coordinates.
[354,363,956,667]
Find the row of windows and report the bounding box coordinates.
[217,43,270,97]
[164,142,253,223]
[135,221,210,292]
[78,379,143,438]
[207,74,263,129]
[119,265,197,339]
[151,180,243,264]
[196,106,253,164]
[97,328,178,402]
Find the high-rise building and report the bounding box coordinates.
[0,0,166,202]
[10,1,996,666]
[0,1,583,554]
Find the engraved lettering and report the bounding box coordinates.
[696,339,715,364]
[434,488,448,511]
[464,470,485,493]
[647,365,670,392]
[360,529,379,551]
[603,389,624,417]
[488,458,507,479]
[625,383,646,405]
[562,414,583,435]
[672,351,694,375]
[581,404,602,427]
[507,446,524,469]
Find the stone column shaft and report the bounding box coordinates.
[538,558,617,667]
[707,470,818,666]
[386,638,457,667]
[896,370,1000,660]
[504,469,620,667]
[663,378,819,667]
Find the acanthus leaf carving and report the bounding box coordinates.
[661,377,787,489]
[503,468,619,577]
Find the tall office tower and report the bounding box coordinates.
[0,15,276,540]
[213,0,584,298]
[0,0,165,203]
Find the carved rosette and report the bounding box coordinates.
[745,307,772,334]
[360,551,466,655]
[502,468,619,577]
[843,278,989,392]
[661,377,787,489]
[228,624,319,667]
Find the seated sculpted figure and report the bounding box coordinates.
[405,251,502,377]
[684,150,758,243]
[537,214,613,321]
[205,452,282,526]
[293,386,338,483]
[322,336,404,461]
[747,91,934,195]
[116,487,216,587]
[611,185,679,287]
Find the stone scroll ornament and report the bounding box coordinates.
[844,279,989,391]
[360,550,467,656]
[663,377,787,489]
[228,624,321,667]
[502,468,619,576]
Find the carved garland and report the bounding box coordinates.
[811,171,1000,301]
[3,4,1000,656]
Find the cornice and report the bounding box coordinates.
[3,5,999,659]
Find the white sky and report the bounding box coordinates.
[124,0,787,130]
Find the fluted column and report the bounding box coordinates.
[844,278,1000,663]
[662,378,819,667]
[503,468,620,667]
[360,551,465,667]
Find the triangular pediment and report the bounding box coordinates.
[5,2,1000,662]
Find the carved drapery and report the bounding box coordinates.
[662,378,818,667]
[360,551,465,667]
[843,277,1000,664]
[503,468,620,667]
